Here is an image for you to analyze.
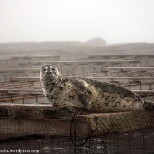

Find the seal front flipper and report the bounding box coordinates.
[70,78,92,110]
[77,88,92,110]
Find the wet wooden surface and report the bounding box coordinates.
[0,103,154,138]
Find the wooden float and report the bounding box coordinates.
[0,89,43,94]
[0,88,153,96]
[101,67,154,71]
[0,103,154,139]
[0,67,153,74]
[29,60,139,63]
[27,60,139,67]
[0,68,40,73]
[9,76,154,82]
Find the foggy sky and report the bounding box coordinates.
[0,0,154,44]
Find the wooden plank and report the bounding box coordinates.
[0,95,44,103]
[0,68,40,73]
[0,67,153,74]
[0,118,87,137]
[0,88,153,95]
[0,104,154,138]
[31,60,139,63]
[78,111,154,136]
[10,76,154,82]
[91,77,154,81]
[28,60,139,65]
[87,55,154,58]
[132,90,154,97]
[0,89,43,94]
[10,77,39,82]
[0,111,154,137]
[101,67,154,71]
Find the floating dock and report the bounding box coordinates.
[0,103,154,139]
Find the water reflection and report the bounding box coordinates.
[1,129,154,154]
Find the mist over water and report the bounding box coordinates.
[0,0,154,44]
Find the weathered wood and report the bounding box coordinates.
[10,77,39,82]
[0,103,56,118]
[0,89,43,94]
[0,104,154,138]
[79,111,154,136]
[101,67,154,71]
[90,77,154,81]
[0,95,43,102]
[0,67,153,74]
[132,90,154,96]
[10,76,154,82]
[0,68,40,73]
[0,104,89,137]
[0,119,83,136]
[30,60,139,63]
[87,55,154,59]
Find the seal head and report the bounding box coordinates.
[40,65,62,84]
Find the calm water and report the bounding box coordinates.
[1,130,154,154]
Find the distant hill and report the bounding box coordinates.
[1,39,153,60]
[84,37,107,46]
[0,38,107,52]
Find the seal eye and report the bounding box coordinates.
[43,67,46,71]
[52,68,55,71]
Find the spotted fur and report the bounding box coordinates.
[40,65,154,113]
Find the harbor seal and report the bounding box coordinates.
[40,65,154,113]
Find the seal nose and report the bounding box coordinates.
[46,71,51,74]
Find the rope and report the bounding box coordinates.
[69,113,89,147]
